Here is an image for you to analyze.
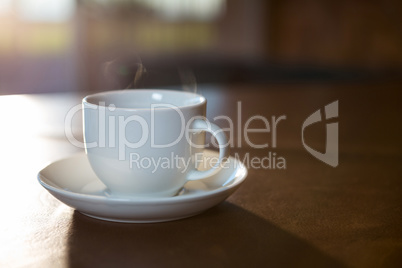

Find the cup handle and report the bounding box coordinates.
[187,119,229,181]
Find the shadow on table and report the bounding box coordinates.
[67,202,345,268]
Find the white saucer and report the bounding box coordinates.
[38,150,247,223]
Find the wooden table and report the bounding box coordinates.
[0,82,401,267]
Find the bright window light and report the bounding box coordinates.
[143,0,225,21]
[17,0,75,22]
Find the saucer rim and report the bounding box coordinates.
[37,150,247,204]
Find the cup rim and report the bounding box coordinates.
[83,89,206,111]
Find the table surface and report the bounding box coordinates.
[0,82,401,268]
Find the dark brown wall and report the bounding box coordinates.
[267,0,402,68]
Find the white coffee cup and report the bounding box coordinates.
[83,89,229,198]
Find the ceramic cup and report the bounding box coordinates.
[83,89,229,198]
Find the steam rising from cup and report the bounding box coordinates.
[102,56,197,93]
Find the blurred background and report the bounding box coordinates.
[0,0,401,94]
